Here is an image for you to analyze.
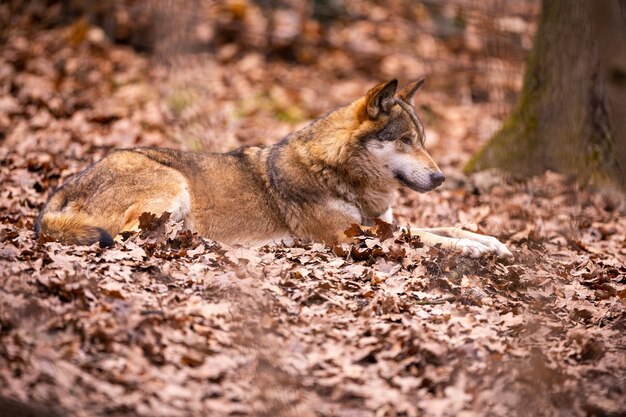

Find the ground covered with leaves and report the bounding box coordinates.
[1,2,625,417]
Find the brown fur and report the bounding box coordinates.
[36,79,511,257]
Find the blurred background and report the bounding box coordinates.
[0,0,538,171]
[3,4,626,417]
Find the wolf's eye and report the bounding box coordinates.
[400,136,413,145]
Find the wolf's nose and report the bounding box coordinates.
[430,172,446,187]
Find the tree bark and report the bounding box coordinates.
[466,0,626,191]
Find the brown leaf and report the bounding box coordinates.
[343,223,365,238]
[373,219,394,242]
[138,211,171,232]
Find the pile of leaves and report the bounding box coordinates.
[1,2,625,417]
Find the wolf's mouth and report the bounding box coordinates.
[394,172,432,193]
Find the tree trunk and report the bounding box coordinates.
[466,0,626,191]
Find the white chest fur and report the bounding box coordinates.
[378,207,393,223]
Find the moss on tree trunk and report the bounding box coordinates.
[466,0,626,190]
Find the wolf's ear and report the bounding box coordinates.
[365,79,398,119]
[397,78,425,104]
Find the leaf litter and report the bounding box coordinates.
[0,2,625,417]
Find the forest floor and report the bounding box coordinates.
[1,3,625,417]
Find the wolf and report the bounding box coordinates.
[35,79,511,258]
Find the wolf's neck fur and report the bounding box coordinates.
[283,101,364,169]
[273,99,394,219]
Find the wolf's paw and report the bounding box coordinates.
[453,238,492,258]
[468,234,512,258]
[454,237,512,258]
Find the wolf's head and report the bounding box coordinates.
[350,79,444,193]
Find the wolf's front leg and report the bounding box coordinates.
[409,227,512,258]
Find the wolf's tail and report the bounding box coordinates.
[35,210,114,247]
